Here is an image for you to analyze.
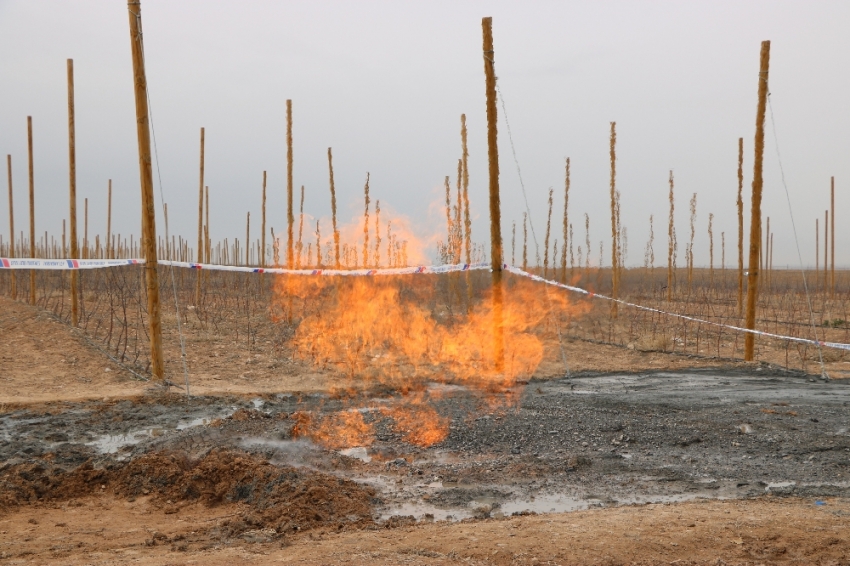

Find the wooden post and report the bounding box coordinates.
[327,148,340,268]
[736,138,744,317]
[482,17,505,374]
[127,0,165,382]
[744,40,770,362]
[67,59,80,323]
[205,186,210,263]
[84,198,88,260]
[6,155,15,299]
[609,122,618,317]
[667,170,674,302]
[816,218,819,293]
[245,212,250,265]
[195,127,204,303]
[261,171,267,267]
[106,179,112,259]
[830,176,835,296]
[286,99,294,268]
[27,116,36,305]
[823,210,830,297]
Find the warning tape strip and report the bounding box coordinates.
[505,265,850,352]
[0,258,141,270]
[0,257,489,276]
[3,256,842,352]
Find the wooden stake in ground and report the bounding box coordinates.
[461,114,472,267]
[609,122,618,317]
[823,210,829,297]
[544,188,553,278]
[830,176,835,296]
[205,186,210,263]
[561,157,570,283]
[6,155,15,299]
[744,40,770,362]
[327,148,340,268]
[482,16,505,373]
[737,137,744,317]
[245,212,250,265]
[362,173,370,267]
[66,59,81,323]
[667,170,674,302]
[708,212,714,284]
[286,99,294,268]
[816,218,819,292]
[106,180,112,259]
[127,0,165,381]
[297,185,304,268]
[261,171,267,267]
[27,116,36,305]
[84,198,88,260]
[522,212,528,271]
[195,127,204,301]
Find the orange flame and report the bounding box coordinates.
[273,209,590,450]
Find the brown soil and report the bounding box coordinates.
[0,294,796,409]
[1,496,847,564]
[0,450,375,538]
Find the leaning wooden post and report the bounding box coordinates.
[195,127,204,303]
[286,99,294,268]
[127,0,165,382]
[27,116,36,305]
[482,17,505,374]
[744,40,770,362]
[6,155,15,299]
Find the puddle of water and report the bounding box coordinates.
[86,427,167,455]
[380,502,471,522]
[240,438,322,466]
[251,398,265,409]
[339,447,371,463]
[765,481,796,491]
[499,494,593,515]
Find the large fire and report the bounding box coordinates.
[273,210,589,449]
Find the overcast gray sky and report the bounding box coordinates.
[1,0,848,268]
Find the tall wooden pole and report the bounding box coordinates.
[744,40,770,361]
[609,121,618,317]
[84,198,88,259]
[6,155,15,299]
[482,17,505,374]
[195,127,204,303]
[27,116,36,305]
[824,210,829,289]
[736,137,744,317]
[67,59,80,323]
[106,180,112,259]
[830,176,835,296]
[816,218,819,293]
[127,0,165,381]
[327,148,340,268]
[205,186,210,263]
[261,171,267,267]
[286,99,294,268]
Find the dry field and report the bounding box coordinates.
[1,268,849,565]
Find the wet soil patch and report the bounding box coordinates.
[2,369,850,523]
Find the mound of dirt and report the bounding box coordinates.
[0,449,375,536]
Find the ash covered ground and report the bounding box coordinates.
[2,368,849,525]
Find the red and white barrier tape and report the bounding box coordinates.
[2,256,843,352]
[505,265,850,352]
[0,257,489,276]
[0,258,141,270]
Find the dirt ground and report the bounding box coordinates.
[3,295,850,564]
[1,496,847,565]
[0,294,811,407]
